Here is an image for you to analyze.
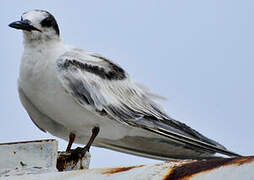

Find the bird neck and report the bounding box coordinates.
[23,31,61,48]
[23,36,63,50]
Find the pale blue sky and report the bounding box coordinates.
[1,1,253,168]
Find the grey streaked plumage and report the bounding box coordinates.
[56,50,239,158]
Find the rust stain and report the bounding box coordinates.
[165,159,184,163]
[56,152,86,171]
[103,165,144,174]
[164,156,254,180]
[0,139,55,145]
[57,155,67,172]
[232,156,254,166]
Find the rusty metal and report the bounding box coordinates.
[0,139,91,178]
[4,156,254,179]
[0,139,56,145]
[164,156,254,180]
[1,139,254,179]
[102,165,144,174]
[56,151,90,171]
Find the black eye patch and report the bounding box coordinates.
[38,13,60,36]
[40,17,53,27]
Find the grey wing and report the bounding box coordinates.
[56,50,240,158]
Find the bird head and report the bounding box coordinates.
[9,10,60,42]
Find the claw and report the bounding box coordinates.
[70,146,89,161]
[67,127,100,161]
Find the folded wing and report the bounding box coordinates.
[56,49,240,158]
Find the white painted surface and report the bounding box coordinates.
[0,139,253,180]
[2,159,254,180]
[0,139,57,170]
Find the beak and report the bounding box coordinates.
[8,20,41,32]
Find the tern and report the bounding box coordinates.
[9,10,240,160]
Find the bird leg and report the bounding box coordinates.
[66,132,76,152]
[70,127,100,160]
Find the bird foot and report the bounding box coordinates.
[70,146,89,162]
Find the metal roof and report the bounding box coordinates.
[1,139,253,180]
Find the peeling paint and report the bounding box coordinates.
[1,139,254,180]
[0,139,55,146]
[56,151,90,172]
[0,139,58,177]
[164,156,254,180]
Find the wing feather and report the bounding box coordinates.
[56,49,240,157]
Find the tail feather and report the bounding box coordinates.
[142,126,241,157]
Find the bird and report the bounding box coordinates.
[9,9,240,160]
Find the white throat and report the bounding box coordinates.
[23,31,60,47]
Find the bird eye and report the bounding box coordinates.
[40,17,53,27]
